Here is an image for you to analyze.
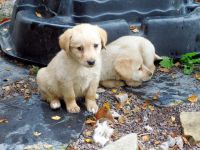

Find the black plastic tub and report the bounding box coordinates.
[0,0,200,66]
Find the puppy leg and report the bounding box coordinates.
[125,81,142,87]
[85,79,99,113]
[100,80,125,88]
[62,83,80,113]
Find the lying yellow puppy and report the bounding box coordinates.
[100,36,161,88]
[37,24,107,113]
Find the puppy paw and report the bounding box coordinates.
[67,103,80,113]
[86,100,99,114]
[50,100,61,109]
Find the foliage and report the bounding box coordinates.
[159,57,174,69]
[159,52,200,75]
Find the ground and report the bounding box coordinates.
[0,1,200,150]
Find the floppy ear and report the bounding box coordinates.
[114,58,133,81]
[59,29,72,53]
[96,26,107,49]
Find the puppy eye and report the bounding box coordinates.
[77,46,84,51]
[94,44,98,48]
[139,65,142,71]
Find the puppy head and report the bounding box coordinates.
[59,24,107,68]
[114,57,153,82]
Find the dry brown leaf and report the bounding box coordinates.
[51,115,61,120]
[154,140,161,145]
[132,106,141,113]
[115,103,123,110]
[142,135,150,142]
[123,108,131,114]
[111,89,117,93]
[141,101,150,110]
[159,67,170,73]
[188,95,198,103]
[0,118,8,124]
[152,92,160,100]
[35,12,42,18]
[85,119,96,126]
[182,136,191,146]
[95,102,114,122]
[174,62,181,67]
[194,73,200,80]
[130,25,140,33]
[118,116,126,124]
[148,105,155,111]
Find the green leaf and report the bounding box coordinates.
[180,52,198,63]
[159,57,174,69]
[183,64,194,75]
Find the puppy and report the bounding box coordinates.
[36,24,107,113]
[100,36,161,88]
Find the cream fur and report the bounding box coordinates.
[37,24,107,113]
[100,36,160,88]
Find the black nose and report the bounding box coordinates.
[148,72,153,76]
[87,60,95,66]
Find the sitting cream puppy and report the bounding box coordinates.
[37,24,107,113]
[100,36,161,88]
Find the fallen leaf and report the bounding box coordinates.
[159,67,170,73]
[182,136,191,146]
[111,89,117,93]
[174,62,181,67]
[33,131,41,137]
[84,131,92,137]
[142,135,150,142]
[35,12,42,18]
[130,25,140,33]
[188,95,198,103]
[141,100,150,110]
[85,119,96,126]
[148,105,155,111]
[154,140,161,145]
[51,115,61,120]
[85,138,93,143]
[0,118,8,124]
[132,106,141,113]
[194,73,200,80]
[118,116,126,124]
[95,102,114,122]
[152,92,160,100]
[115,103,123,110]
[66,145,76,150]
[123,108,131,114]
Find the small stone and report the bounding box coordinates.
[175,136,183,150]
[101,133,137,150]
[159,142,169,150]
[167,135,176,147]
[97,88,106,93]
[180,112,200,143]
[115,93,128,103]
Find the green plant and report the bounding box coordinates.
[180,52,200,75]
[159,57,174,69]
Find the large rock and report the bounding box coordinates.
[180,112,200,142]
[101,133,137,150]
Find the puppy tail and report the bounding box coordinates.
[154,54,162,60]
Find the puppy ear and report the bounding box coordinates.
[96,26,107,49]
[114,58,133,81]
[59,29,72,53]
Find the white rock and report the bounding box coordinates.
[115,93,128,103]
[93,121,114,146]
[101,133,137,150]
[110,109,121,119]
[97,88,106,93]
[167,135,176,147]
[144,125,153,133]
[159,142,169,150]
[175,136,183,150]
[180,112,200,142]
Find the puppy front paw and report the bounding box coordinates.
[66,102,80,113]
[50,100,61,109]
[85,100,99,114]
